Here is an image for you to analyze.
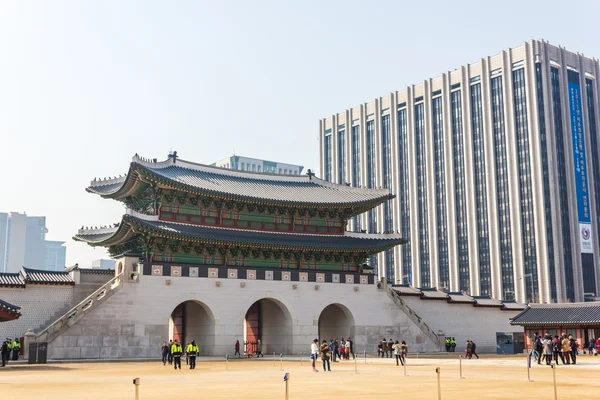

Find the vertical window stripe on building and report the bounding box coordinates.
[415,102,430,287]
[366,120,378,269]
[351,124,361,232]
[551,66,574,301]
[470,83,491,295]
[535,64,557,302]
[491,76,514,299]
[337,129,345,184]
[586,78,599,295]
[397,108,412,284]
[451,90,470,292]
[324,129,332,182]
[513,68,538,302]
[432,96,449,289]
[381,114,394,282]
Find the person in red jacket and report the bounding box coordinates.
[235,340,241,358]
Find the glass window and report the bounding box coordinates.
[415,103,430,287]
[241,162,245,170]
[338,130,346,183]
[432,96,449,289]
[397,108,411,284]
[324,133,332,181]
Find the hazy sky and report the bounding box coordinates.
[1,0,599,267]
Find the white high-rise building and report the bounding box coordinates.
[212,155,304,176]
[319,39,600,304]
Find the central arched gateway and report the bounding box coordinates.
[318,303,355,341]
[169,300,215,355]
[244,298,292,355]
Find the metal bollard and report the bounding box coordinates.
[284,372,290,400]
[364,350,367,364]
[132,377,140,400]
[300,352,303,366]
[459,355,464,379]
[436,367,441,400]
[551,364,557,400]
[403,359,407,376]
[354,353,357,373]
[273,352,276,367]
[280,354,283,371]
[526,354,531,382]
[226,353,229,371]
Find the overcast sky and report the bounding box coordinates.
[1,0,599,267]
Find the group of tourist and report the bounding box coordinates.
[532,332,579,365]
[465,340,479,359]
[586,337,600,355]
[1,338,20,367]
[444,337,457,352]
[161,339,199,370]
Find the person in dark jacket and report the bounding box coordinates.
[569,335,578,365]
[470,341,479,359]
[320,340,331,371]
[167,340,174,365]
[161,342,169,366]
[1,338,11,367]
[11,338,20,361]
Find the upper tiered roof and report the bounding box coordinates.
[74,211,407,253]
[87,153,393,208]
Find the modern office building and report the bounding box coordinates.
[319,39,600,304]
[212,155,304,175]
[44,241,67,271]
[91,259,116,269]
[0,212,66,272]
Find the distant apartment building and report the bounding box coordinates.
[44,241,67,271]
[212,155,304,175]
[319,39,600,304]
[92,259,116,269]
[0,212,66,272]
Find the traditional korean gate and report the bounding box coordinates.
[245,302,261,355]
[171,303,185,344]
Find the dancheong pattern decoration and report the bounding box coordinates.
[74,152,407,272]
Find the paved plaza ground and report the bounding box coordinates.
[1,355,599,399]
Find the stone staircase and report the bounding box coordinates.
[384,282,444,351]
[35,274,124,344]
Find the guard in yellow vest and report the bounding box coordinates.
[11,338,20,361]
[171,340,183,370]
[186,340,199,369]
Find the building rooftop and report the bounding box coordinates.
[0,267,75,287]
[0,299,21,322]
[510,302,600,326]
[86,153,392,209]
[391,287,525,311]
[74,212,407,253]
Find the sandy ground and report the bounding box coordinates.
[1,355,600,399]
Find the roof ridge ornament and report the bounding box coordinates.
[168,151,178,164]
[306,169,315,180]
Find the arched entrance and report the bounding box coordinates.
[318,303,355,342]
[244,298,292,355]
[169,301,215,355]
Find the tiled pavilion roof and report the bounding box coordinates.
[86,153,393,209]
[510,301,600,326]
[0,299,21,322]
[74,212,407,253]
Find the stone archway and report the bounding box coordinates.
[244,298,293,355]
[318,303,355,342]
[169,300,215,355]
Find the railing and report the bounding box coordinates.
[384,282,444,350]
[35,274,124,343]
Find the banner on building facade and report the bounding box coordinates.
[568,74,594,253]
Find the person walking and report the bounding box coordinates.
[171,340,183,370]
[11,338,20,361]
[552,335,563,364]
[387,339,394,358]
[161,342,169,366]
[392,341,402,366]
[400,341,408,366]
[465,340,472,359]
[569,335,578,365]
[470,341,479,359]
[320,340,331,372]
[348,337,355,359]
[311,339,319,372]
[234,340,241,358]
[345,339,351,360]
[534,336,543,365]
[542,335,553,365]
[381,338,388,358]
[256,339,263,357]
[588,338,596,355]
[561,334,571,365]
[333,339,340,362]
[167,339,174,365]
[186,340,199,369]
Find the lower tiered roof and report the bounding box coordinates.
[74,211,407,253]
[0,299,21,322]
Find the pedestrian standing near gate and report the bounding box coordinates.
[569,335,578,365]
[320,340,331,371]
[445,337,451,352]
[11,338,20,361]
[348,337,355,359]
[451,337,456,352]
[186,340,199,370]
[310,338,319,372]
[392,341,402,366]
[161,342,169,366]
[171,340,183,370]
[256,339,263,358]
[381,338,387,358]
[1,338,11,367]
[167,339,174,365]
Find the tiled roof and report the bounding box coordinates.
[79,268,115,275]
[472,296,504,307]
[447,292,476,304]
[74,212,407,252]
[390,285,423,296]
[21,267,74,285]
[419,288,450,300]
[0,299,21,315]
[511,302,600,326]
[87,154,393,208]
[0,273,25,287]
